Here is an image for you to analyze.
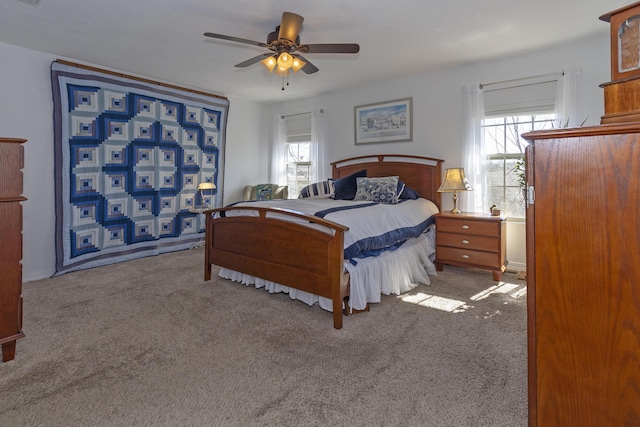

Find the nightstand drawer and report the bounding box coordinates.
[436,218,499,237]
[436,246,501,269]
[437,231,499,252]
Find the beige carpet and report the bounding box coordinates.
[0,248,527,426]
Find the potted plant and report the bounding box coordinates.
[513,157,526,189]
[509,157,527,209]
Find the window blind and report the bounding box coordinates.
[484,78,557,117]
[286,113,311,142]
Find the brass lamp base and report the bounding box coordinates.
[449,191,462,214]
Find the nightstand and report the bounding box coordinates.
[434,212,507,281]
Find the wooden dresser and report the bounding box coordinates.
[0,137,26,362]
[434,212,507,281]
[523,124,640,426]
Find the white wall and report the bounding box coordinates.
[268,36,611,271]
[1,35,611,279]
[0,42,268,281]
[0,43,58,281]
[223,98,269,203]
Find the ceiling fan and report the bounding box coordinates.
[204,12,360,78]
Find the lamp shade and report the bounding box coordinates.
[277,52,294,69]
[291,57,306,72]
[197,182,216,191]
[275,66,289,77]
[260,56,277,72]
[437,168,472,214]
[437,168,473,192]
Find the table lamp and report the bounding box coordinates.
[437,168,473,214]
[197,182,216,208]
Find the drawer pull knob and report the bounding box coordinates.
[462,224,470,229]
[462,254,470,259]
[462,239,470,244]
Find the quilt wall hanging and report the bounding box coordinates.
[51,60,229,275]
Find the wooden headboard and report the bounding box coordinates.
[330,154,444,210]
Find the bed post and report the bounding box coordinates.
[204,209,212,281]
[434,159,443,210]
[330,228,346,329]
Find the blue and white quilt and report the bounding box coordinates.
[51,61,228,275]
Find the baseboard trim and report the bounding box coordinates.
[506,261,526,272]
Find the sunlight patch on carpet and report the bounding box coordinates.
[470,282,525,301]
[400,292,471,313]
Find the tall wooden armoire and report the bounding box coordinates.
[0,137,26,362]
[523,124,640,426]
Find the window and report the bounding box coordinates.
[273,110,324,198]
[482,114,555,218]
[480,75,560,218]
[286,142,311,197]
[284,113,312,198]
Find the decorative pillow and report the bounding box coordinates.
[298,180,335,199]
[255,183,273,201]
[333,169,367,200]
[398,182,421,200]
[354,176,400,204]
[397,180,406,198]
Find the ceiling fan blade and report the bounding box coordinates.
[278,12,304,43]
[295,55,319,74]
[298,43,360,54]
[204,32,269,48]
[235,54,273,68]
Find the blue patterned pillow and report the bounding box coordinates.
[298,180,335,198]
[354,176,400,204]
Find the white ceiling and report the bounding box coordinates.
[0,0,630,103]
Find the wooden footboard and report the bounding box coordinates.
[204,206,349,329]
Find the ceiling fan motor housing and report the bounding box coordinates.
[267,27,299,46]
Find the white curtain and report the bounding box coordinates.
[460,82,486,213]
[270,114,287,185]
[555,66,582,128]
[310,109,325,183]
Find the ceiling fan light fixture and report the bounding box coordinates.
[275,66,289,77]
[291,57,306,72]
[260,56,277,72]
[277,52,294,70]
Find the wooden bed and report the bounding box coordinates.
[204,154,443,329]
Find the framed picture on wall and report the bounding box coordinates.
[354,97,413,144]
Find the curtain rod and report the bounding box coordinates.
[55,59,228,101]
[281,109,323,119]
[480,71,564,90]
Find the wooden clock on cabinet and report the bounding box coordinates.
[600,2,640,123]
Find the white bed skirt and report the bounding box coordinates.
[218,229,437,312]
